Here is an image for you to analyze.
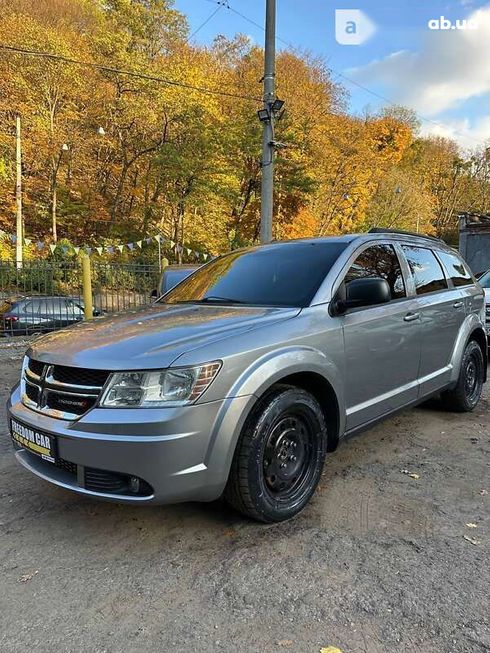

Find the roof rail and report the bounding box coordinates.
[368,227,443,243]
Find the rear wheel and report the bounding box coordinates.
[224,385,327,522]
[441,339,485,412]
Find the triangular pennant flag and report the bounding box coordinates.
[49,244,56,254]
[74,246,80,255]
[203,253,208,261]
[36,241,44,250]
[145,237,152,244]
[186,248,192,256]
[136,240,143,249]
[24,238,32,246]
[96,247,103,255]
[106,246,114,254]
[169,240,175,248]
[85,247,92,255]
[127,243,134,250]
[154,235,161,243]
[117,245,124,253]
[11,235,17,243]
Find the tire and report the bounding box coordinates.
[224,384,328,522]
[441,339,485,412]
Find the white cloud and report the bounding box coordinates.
[420,115,490,149]
[348,6,490,117]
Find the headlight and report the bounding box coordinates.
[99,361,221,408]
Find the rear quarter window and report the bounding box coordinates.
[437,250,474,288]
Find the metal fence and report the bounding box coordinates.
[0,259,160,336]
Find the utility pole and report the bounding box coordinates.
[260,0,276,244]
[15,114,23,269]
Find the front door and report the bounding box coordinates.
[339,243,422,431]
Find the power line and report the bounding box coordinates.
[188,4,223,42]
[0,43,261,103]
[203,0,483,146]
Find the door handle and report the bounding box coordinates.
[453,301,464,309]
[404,312,420,322]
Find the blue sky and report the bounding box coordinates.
[174,0,490,149]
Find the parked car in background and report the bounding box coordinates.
[151,264,200,299]
[8,231,487,522]
[476,269,490,336]
[0,296,100,335]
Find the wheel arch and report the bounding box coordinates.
[468,327,488,381]
[450,315,488,384]
[267,371,341,452]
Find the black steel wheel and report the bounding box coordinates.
[441,339,485,412]
[224,385,328,522]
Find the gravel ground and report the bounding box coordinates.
[0,339,488,653]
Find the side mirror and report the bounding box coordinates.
[335,277,391,314]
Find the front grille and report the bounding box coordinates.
[55,457,77,476]
[47,392,98,415]
[25,381,40,404]
[52,365,110,387]
[28,359,45,377]
[22,358,109,419]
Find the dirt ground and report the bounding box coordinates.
[0,339,488,653]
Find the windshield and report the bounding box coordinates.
[161,241,348,307]
[478,270,490,288]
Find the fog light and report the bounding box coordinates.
[129,476,140,494]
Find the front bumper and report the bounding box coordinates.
[7,384,253,504]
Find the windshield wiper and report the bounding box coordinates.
[199,296,246,304]
[168,296,246,305]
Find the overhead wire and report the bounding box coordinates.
[0,44,261,103]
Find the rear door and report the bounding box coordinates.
[340,242,422,430]
[400,245,464,396]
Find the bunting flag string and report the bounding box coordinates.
[0,230,213,262]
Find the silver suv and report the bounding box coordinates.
[7,231,487,522]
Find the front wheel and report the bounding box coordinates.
[441,339,485,412]
[224,385,328,522]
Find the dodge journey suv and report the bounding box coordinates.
[7,230,487,522]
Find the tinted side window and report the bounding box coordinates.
[402,246,448,295]
[344,244,406,299]
[24,300,42,313]
[437,250,473,288]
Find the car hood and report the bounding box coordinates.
[483,288,490,303]
[27,303,299,370]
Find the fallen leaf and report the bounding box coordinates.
[277,640,293,647]
[401,470,420,479]
[320,648,343,653]
[479,489,488,496]
[463,535,481,546]
[18,570,38,583]
[465,523,478,529]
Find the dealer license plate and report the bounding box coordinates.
[10,419,57,463]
